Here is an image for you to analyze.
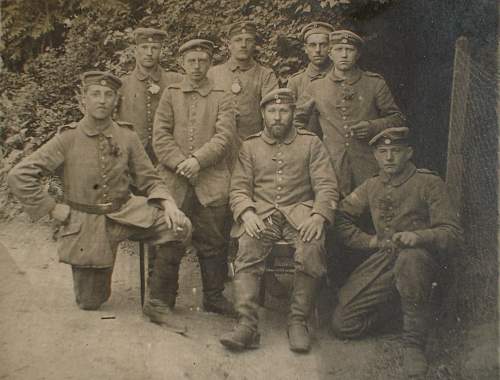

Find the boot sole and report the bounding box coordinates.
[220,337,260,351]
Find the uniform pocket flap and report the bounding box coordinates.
[60,222,82,237]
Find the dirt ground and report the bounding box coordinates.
[0,215,481,380]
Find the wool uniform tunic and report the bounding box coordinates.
[294,68,405,196]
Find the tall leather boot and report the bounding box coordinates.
[402,306,431,379]
[220,271,261,351]
[288,272,320,353]
[199,255,235,316]
[143,242,186,334]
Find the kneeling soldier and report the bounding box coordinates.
[220,88,339,353]
[8,71,191,313]
[151,39,235,320]
[333,127,462,378]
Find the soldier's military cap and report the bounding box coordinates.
[179,39,215,57]
[260,88,296,108]
[301,21,334,42]
[330,29,364,48]
[81,71,122,91]
[228,21,257,38]
[133,27,167,44]
[369,127,410,147]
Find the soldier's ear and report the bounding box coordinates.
[406,146,414,159]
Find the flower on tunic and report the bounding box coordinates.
[148,83,161,94]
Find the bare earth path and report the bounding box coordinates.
[0,215,405,380]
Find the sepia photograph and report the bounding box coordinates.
[0,0,497,379]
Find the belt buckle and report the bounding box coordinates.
[97,202,113,212]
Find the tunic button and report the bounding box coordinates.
[189,146,194,150]
[345,133,349,138]
[276,195,281,199]
[277,186,282,191]
[342,116,347,120]
[275,204,280,209]
[278,160,283,164]
[277,170,282,174]
[342,107,347,111]
[344,125,348,129]
[345,143,349,147]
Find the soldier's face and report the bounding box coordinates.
[374,145,413,176]
[135,43,161,68]
[304,34,330,66]
[83,85,117,120]
[182,51,211,83]
[229,33,256,61]
[262,103,294,140]
[330,43,359,71]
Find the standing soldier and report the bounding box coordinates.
[152,39,235,319]
[208,21,278,145]
[116,27,182,164]
[7,71,191,313]
[287,22,334,118]
[116,27,183,296]
[294,29,405,197]
[333,127,462,378]
[219,89,338,353]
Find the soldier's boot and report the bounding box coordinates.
[220,271,261,351]
[143,243,186,334]
[287,272,320,353]
[199,256,235,316]
[402,308,431,379]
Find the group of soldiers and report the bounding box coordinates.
[8,20,462,379]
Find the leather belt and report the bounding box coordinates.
[67,195,130,215]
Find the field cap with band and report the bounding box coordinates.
[330,29,364,48]
[301,21,334,42]
[369,127,410,147]
[179,39,215,57]
[228,21,257,38]
[133,27,167,44]
[260,88,296,108]
[81,71,122,91]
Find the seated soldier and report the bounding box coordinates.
[219,88,339,353]
[8,71,191,314]
[333,127,463,379]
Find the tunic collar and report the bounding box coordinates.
[305,59,333,80]
[261,126,298,145]
[80,116,114,137]
[379,162,417,187]
[134,65,161,82]
[328,67,363,85]
[228,57,256,72]
[179,77,213,96]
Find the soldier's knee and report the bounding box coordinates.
[395,248,436,302]
[77,299,103,310]
[331,307,366,339]
[394,248,435,280]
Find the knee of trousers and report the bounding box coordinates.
[234,234,268,274]
[294,238,327,279]
[331,305,369,339]
[394,248,436,305]
[77,299,104,311]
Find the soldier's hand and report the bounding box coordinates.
[241,209,266,239]
[392,231,421,248]
[349,121,371,140]
[50,203,71,224]
[162,200,188,231]
[176,157,201,179]
[298,214,325,242]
